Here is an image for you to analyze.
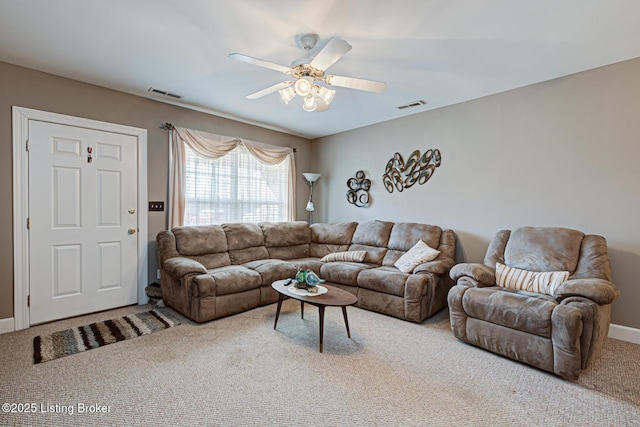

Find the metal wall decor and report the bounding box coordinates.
[382,149,441,193]
[346,170,371,207]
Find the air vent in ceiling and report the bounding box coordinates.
[148,87,183,99]
[396,100,426,110]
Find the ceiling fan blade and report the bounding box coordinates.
[309,38,352,71]
[228,53,291,74]
[246,81,293,100]
[325,75,387,93]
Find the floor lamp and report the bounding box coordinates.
[303,173,321,223]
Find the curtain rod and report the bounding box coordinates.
[159,122,297,152]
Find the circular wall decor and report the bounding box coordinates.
[346,170,371,207]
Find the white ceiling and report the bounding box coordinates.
[1,0,640,139]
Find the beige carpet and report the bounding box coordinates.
[0,301,639,426]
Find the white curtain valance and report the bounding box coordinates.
[169,127,296,228]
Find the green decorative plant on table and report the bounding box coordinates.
[293,269,325,293]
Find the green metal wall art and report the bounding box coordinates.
[382,149,441,193]
[346,170,371,207]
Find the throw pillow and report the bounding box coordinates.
[321,250,367,263]
[495,262,569,296]
[394,240,440,273]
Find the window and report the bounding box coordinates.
[168,127,295,228]
[184,144,290,225]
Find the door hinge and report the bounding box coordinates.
[27,295,30,307]
[26,140,30,152]
[27,218,30,229]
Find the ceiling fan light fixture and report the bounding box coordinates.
[294,76,314,96]
[230,34,386,114]
[278,86,296,104]
[302,95,317,112]
[317,86,336,105]
[314,95,330,112]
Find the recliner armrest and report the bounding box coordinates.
[413,258,455,275]
[163,257,208,277]
[449,263,496,287]
[554,278,620,305]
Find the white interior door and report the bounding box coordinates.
[28,120,139,324]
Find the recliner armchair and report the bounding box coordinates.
[448,226,619,380]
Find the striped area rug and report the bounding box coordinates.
[33,309,181,364]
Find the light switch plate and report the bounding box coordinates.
[149,201,164,211]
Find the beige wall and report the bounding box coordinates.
[312,57,640,329]
[0,61,312,320]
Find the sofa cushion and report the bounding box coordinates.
[496,262,569,296]
[436,229,457,260]
[387,222,442,252]
[351,220,393,247]
[243,259,298,287]
[223,223,265,250]
[261,221,310,260]
[223,223,268,264]
[320,262,373,287]
[357,266,408,297]
[206,265,262,296]
[228,246,270,265]
[310,243,351,258]
[320,250,366,263]
[394,240,440,273]
[572,234,612,281]
[173,225,228,256]
[461,287,557,338]
[382,249,405,267]
[311,222,357,244]
[347,220,393,265]
[383,222,445,266]
[266,244,309,260]
[310,222,357,257]
[348,244,388,265]
[504,226,584,273]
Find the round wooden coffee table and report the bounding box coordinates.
[271,279,358,353]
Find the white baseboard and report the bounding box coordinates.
[608,323,640,345]
[0,317,15,335]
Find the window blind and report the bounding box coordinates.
[183,144,289,225]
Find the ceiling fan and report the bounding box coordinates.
[228,34,386,112]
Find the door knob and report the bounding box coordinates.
[128,209,135,214]
[128,228,136,235]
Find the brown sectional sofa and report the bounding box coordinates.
[156,220,456,323]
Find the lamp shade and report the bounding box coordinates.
[314,95,329,112]
[317,86,336,104]
[303,173,321,182]
[278,86,296,104]
[302,95,317,112]
[294,76,314,97]
[305,201,315,211]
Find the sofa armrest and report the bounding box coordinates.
[413,258,455,276]
[449,263,496,287]
[163,257,207,277]
[554,278,620,305]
